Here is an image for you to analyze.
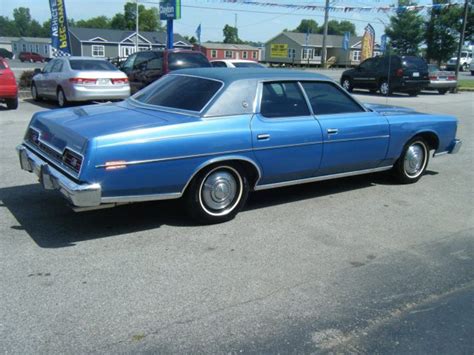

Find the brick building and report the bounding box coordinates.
[195,42,261,62]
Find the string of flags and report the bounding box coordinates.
[199,0,464,13]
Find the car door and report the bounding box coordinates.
[251,81,323,185]
[352,58,376,88]
[37,59,57,98]
[300,81,390,175]
[46,59,64,97]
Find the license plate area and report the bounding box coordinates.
[412,72,420,77]
[98,78,110,85]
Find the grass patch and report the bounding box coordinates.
[458,80,474,89]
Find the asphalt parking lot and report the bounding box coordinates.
[0,92,473,353]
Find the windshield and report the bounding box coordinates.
[461,52,468,58]
[233,62,266,68]
[402,56,427,71]
[69,59,118,71]
[428,64,439,72]
[132,74,222,112]
[168,52,211,71]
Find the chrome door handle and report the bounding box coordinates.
[257,134,270,140]
[327,128,339,134]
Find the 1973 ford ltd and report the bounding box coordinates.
[17,69,461,223]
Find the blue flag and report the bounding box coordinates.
[195,24,202,44]
[342,32,350,51]
[380,34,387,53]
[49,0,72,56]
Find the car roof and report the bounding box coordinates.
[172,68,331,83]
[62,56,108,61]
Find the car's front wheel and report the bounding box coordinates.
[393,137,429,184]
[341,77,353,92]
[57,88,68,108]
[185,164,249,224]
[31,83,41,101]
[438,89,448,95]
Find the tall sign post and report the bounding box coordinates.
[49,0,72,56]
[160,0,181,49]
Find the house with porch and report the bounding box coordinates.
[196,42,261,62]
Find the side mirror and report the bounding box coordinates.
[34,68,42,75]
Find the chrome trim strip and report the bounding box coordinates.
[95,141,323,168]
[433,151,448,157]
[325,135,390,143]
[101,192,182,204]
[254,165,393,191]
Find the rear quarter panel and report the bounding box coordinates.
[86,115,255,197]
[386,112,458,162]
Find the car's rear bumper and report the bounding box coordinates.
[0,85,18,98]
[428,80,457,89]
[17,144,102,208]
[394,80,430,91]
[67,85,131,102]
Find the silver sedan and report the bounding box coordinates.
[31,56,131,107]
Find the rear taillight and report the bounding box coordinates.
[396,68,404,77]
[62,149,83,173]
[111,78,129,85]
[448,76,456,80]
[429,75,437,80]
[69,78,97,84]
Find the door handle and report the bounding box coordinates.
[257,134,270,140]
[327,128,339,134]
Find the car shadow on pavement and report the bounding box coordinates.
[1,170,439,248]
[23,98,58,109]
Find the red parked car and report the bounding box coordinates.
[0,57,18,109]
[19,52,45,63]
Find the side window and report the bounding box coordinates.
[301,81,365,115]
[211,61,226,67]
[359,58,373,70]
[51,60,63,72]
[122,53,137,71]
[43,60,56,73]
[260,82,310,118]
[133,52,158,70]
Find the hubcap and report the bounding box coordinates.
[380,82,389,95]
[342,80,350,90]
[202,171,237,211]
[58,91,64,106]
[404,143,425,177]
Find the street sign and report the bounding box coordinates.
[160,0,181,20]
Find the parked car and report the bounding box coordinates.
[31,56,130,107]
[17,69,461,223]
[0,48,14,59]
[340,55,429,96]
[210,59,266,68]
[0,57,18,110]
[120,49,211,93]
[446,50,472,72]
[426,64,456,94]
[19,52,45,63]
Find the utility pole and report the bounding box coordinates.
[321,0,330,68]
[454,0,469,90]
[135,0,139,53]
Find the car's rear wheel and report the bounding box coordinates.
[341,77,353,92]
[31,83,41,101]
[6,98,18,110]
[379,80,392,96]
[438,89,448,95]
[393,137,429,184]
[185,164,249,224]
[57,88,68,108]
[462,63,469,72]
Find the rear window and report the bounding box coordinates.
[132,75,222,112]
[168,52,211,71]
[233,62,265,68]
[402,57,427,71]
[69,59,118,71]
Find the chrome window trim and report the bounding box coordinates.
[254,165,393,191]
[128,73,225,116]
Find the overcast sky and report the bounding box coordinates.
[1,0,440,43]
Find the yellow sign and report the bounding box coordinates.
[271,44,288,58]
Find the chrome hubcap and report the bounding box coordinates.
[58,92,64,106]
[380,82,389,95]
[404,143,425,176]
[201,170,238,212]
[342,80,350,90]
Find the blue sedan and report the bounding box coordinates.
[17,69,462,223]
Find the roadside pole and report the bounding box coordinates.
[454,0,469,92]
[136,0,139,52]
[321,0,330,68]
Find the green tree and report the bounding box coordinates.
[425,1,460,65]
[123,2,162,31]
[318,20,356,35]
[0,16,20,36]
[111,13,127,30]
[223,25,241,43]
[294,19,319,34]
[76,16,111,29]
[184,35,197,45]
[13,7,32,36]
[385,0,424,55]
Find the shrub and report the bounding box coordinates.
[19,70,35,89]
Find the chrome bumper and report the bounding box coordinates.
[16,145,102,208]
[433,138,462,157]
